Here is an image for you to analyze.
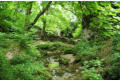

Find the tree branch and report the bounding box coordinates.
[30,1,52,28]
[63,7,76,15]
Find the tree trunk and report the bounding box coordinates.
[81,14,96,40]
[79,1,97,40]
[41,18,47,40]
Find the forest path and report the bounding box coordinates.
[31,39,82,80]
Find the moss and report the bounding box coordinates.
[48,62,59,69]
[60,55,69,64]
[40,50,48,56]
[37,42,64,51]
[37,44,51,50]
[64,47,76,54]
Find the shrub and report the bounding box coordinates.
[64,47,76,54]
[81,68,103,80]
[74,41,98,61]
[83,59,103,68]
[37,42,64,51]
[10,51,51,80]
[12,64,33,80]
[103,53,120,80]
[10,55,31,65]
[49,42,64,51]
[12,62,52,80]
[0,52,13,79]
[0,38,13,48]
[37,44,51,50]
[25,46,41,57]
[73,24,82,38]
[101,35,120,80]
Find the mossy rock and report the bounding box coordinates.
[52,42,64,46]
[37,44,51,50]
[64,47,76,54]
[60,54,76,65]
[48,62,59,69]
[37,43,60,51]
[40,50,48,56]
[60,55,69,64]
[49,46,58,51]
[49,42,64,51]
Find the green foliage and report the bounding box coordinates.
[0,1,120,80]
[81,68,103,80]
[60,55,69,64]
[64,47,75,54]
[49,42,64,51]
[0,52,13,79]
[112,34,120,51]
[12,62,51,80]
[37,42,64,51]
[0,39,50,80]
[25,46,41,58]
[83,59,102,68]
[12,64,33,80]
[74,40,98,61]
[109,58,120,79]
[10,55,31,65]
[105,53,120,80]
[52,41,64,47]
[73,24,82,38]
[100,35,120,80]
[8,51,50,80]
[48,62,59,69]
[0,39,13,48]
[102,52,120,80]
[37,44,51,50]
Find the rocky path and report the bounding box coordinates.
[31,40,82,80]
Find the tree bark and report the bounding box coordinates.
[27,1,52,31]
[41,18,47,40]
[79,1,97,40]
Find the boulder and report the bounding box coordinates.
[61,54,76,64]
[6,52,13,60]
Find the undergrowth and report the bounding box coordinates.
[0,38,52,80]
